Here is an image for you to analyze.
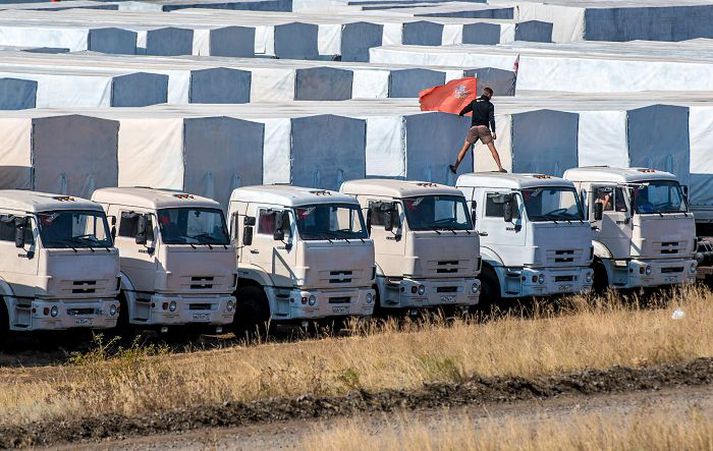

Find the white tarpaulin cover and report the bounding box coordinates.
[0,112,119,198]
[0,49,474,104]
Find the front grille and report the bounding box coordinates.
[329,271,353,284]
[72,280,97,294]
[661,249,679,254]
[67,308,96,316]
[661,267,684,274]
[554,275,575,282]
[554,250,575,263]
[436,286,458,293]
[436,260,459,274]
[190,276,214,289]
[328,297,350,304]
[189,303,212,310]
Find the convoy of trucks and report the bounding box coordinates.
[0,167,697,342]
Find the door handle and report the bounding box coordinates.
[478,231,489,237]
[250,249,259,254]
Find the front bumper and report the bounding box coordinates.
[381,277,480,309]
[499,267,593,298]
[612,258,697,288]
[276,287,375,320]
[142,293,236,326]
[23,298,119,331]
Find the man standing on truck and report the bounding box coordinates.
[449,87,507,174]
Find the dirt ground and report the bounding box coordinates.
[57,384,713,450]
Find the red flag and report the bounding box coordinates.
[418,77,477,114]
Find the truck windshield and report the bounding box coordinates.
[632,180,687,214]
[403,195,472,231]
[157,208,230,245]
[294,203,368,240]
[37,210,112,249]
[521,187,583,222]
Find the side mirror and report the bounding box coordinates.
[593,202,604,221]
[135,215,148,245]
[502,194,514,223]
[243,226,254,246]
[14,218,25,248]
[244,216,256,226]
[381,202,397,232]
[470,201,477,228]
[273,211,290,241]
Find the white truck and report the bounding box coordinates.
[92,188,236,334]
[564,167,697,290]
[228,185,375,332]
[0,190,121,340]
[456,173,594,304]
[340,179,480,314]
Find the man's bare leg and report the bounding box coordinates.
[486,142,506,172]
[449,140,472,174]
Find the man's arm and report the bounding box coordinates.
[459,102,473,116]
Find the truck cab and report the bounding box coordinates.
[564,167,697,289]
[456,173,594,302]
[0,190,120,337]
[92,187,236,333]
[340,179,480,314]
[228,185,375,332]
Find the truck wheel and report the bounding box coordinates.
[592,260,609,294]
[477,267,501,314]
[233,286,271,339]
[0,299,8,349]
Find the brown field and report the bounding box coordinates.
[303,399,713,451]
[0,286,712,445]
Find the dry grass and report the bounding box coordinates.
[302,404,713,451]
[0,286,712,426]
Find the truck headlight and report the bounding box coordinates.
[308,295,317,306]
[585,273,593,283]
[366,292,373,304]
[227,299,235,312]
[690,263,698,274]
[168,301,177,312]
[417,285,426,296]
[471,282,479,293]
[645,266,652,276]
[538,274,545,284]
[50,305,59,318]
[109,304,118,316]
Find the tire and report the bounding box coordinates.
[233,285,271,339]
[0,299,8,350]
[592,259,609,294]
[476,267,501,314]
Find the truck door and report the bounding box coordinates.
[366,198,403,277]
[591,186,632,259]
[0,213,38,298]
[247,206,295,287]
[115,208,158,319]
[480,191,525,266]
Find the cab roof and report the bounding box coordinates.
[563,166,680,184]
[340,179,464,199]
[0,190,102,213]
[456,172,575,190]
[92,187,221,210]
[230,185,358,207]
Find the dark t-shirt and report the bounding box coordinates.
[459,96,496,132]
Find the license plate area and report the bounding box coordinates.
[440,295,456,303]
[192,313,210,321]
